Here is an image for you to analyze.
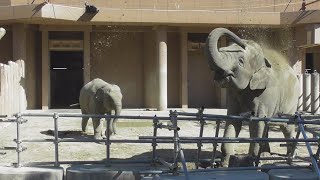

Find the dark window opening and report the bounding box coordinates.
[306,53,314,73]
[50,51,83,109]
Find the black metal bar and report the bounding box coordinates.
[15,114,22,168]
[139,136,320,143]
[196,107,204,169]
[297,114,320,179]
[211,120,220,168]
[53,113,60,167]
[152,115,159,163]
[106,118,111,166]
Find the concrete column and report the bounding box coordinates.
[311,71,320,114]
[303,71,311,112]
[156,27,167,111]
[12,24,27,60]
[41,30,50,110]
[83,30,91,84]
[180,31,188,109]
[297,74,303,111]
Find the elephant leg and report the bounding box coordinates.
[81,110,89,132]
[249,121,270,156]
[92,117,103,139]
[221,120,242,167]
[280,124,295,156]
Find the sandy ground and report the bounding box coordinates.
[0,108,319,171]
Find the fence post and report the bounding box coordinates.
[170,110,179,174]
[152,115,159,163]
[196,106,204,169]
[53,113,60,167]
[105,115,111,167]
[14,113,22,168]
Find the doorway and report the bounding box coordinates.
[50,51,83,109]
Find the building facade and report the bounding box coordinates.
[0,0,320,110]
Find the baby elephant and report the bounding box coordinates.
[79,78,122,139]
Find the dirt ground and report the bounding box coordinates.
[0,108,319,171]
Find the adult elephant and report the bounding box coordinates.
[0,27,6,40]
[205,28,299,167]
[79,78,123,140]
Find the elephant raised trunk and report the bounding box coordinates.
[205,28,246,72]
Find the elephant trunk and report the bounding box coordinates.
[112,102,122,134]
[0,28,6,40]
[206,28,246,71]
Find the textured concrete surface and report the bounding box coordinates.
[66,164,161,180]
[142,170,269,180]
[268,168,318,180]
[0,166,64,180]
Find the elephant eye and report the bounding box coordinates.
[239,58,244,67]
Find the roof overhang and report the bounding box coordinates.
[0,4,320,26]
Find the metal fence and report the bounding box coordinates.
[1,109,320,179]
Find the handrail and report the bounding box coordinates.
[1,110,320,179]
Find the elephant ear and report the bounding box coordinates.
[249,61,272,90]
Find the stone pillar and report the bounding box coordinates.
[297,74,303,111]
[180,31,188,109]
[156,27,167,111]
[83,30,91,84]
[41,30,50,110]
[303,71,311,112]
[311,71,320,114]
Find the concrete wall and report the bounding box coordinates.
[143,31,157,108]
[0,30,13,63]
[188,49,219,108]
[167,32,180,108]
[91,31,144,108]
[26,29,41,109]
[11,0,320,12]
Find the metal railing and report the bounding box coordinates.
[1,109,320,179]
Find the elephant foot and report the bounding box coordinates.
[229,154,254,167]
[93,134,103,140]
[221,154,231,168]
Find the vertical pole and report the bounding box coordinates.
[288,117,301,164]
[296,113,320,179]
[152,115,159,163]
[211,120,220,168]
[53,113,60,167]
[15,114,22,168]
[105,116,111,166]
[170,110,179,173]
[196,107,204,169]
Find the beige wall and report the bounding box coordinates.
[143,31,157,108]
[167,32,180,108]
[90,31,144,108]
[12,0,320,13]
[26,29,41,108]
[188,50,219,108]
